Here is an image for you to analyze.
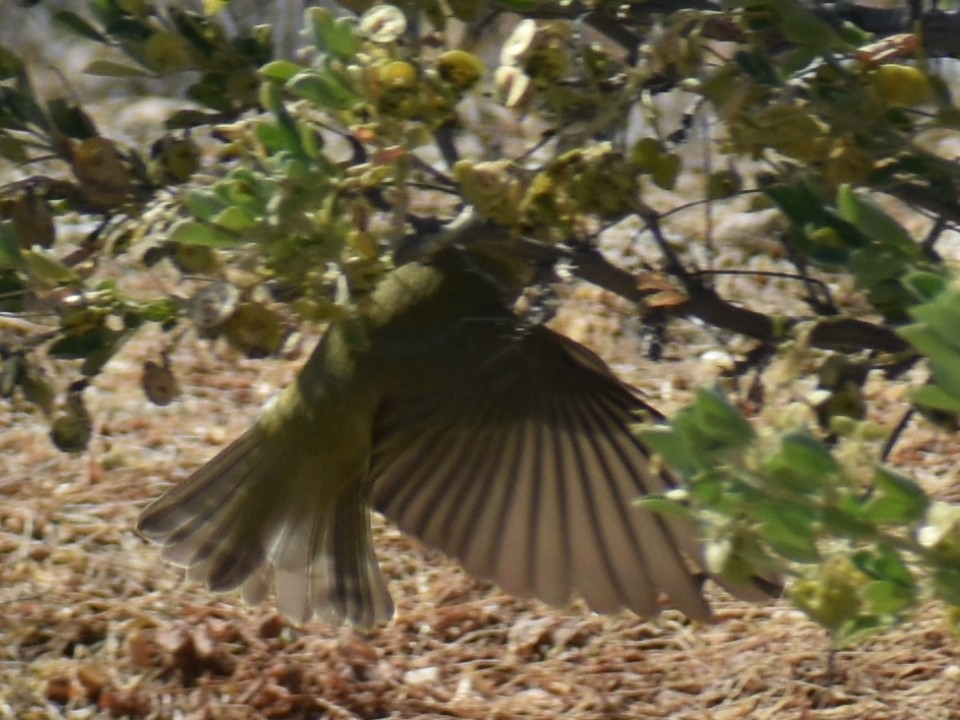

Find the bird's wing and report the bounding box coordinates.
[368,324,713,621]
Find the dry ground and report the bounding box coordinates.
[3,5,960,718]
[2,283,960,720]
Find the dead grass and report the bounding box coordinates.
[3,8,960,715]
[2,290,960,720]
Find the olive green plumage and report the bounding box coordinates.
[138,247,761,626]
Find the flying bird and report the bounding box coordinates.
[138,243,769,626]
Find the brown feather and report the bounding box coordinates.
[369,325,712,620]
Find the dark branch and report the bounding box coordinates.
[423,213,911,356]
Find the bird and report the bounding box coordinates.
[137,241,769,627]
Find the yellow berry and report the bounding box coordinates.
[436,50,485,90]
[379,60,418,90]
[143,31,194,74]
[224,302,285,358]
[872,64,933,108]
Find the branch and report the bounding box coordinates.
[502,1,960,60]
[419,213,910,355]
[562,244,909,354]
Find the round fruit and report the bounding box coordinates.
[871,64,933,108]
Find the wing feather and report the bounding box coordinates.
[555,390,634,613]
[369,324,713,620]
[529,414,571,606]
[488,418,540,599]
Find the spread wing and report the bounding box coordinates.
[368,324,713,620]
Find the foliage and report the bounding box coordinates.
[639,389,938,646]
[2,0,960,640]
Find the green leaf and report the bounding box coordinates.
[820,506,874,538]
[903,271,948,302]
[0,269,25,312]
[706,169,743,199]
[168,219,240,248]
[862,581,914,615]
[83,59,151,77]
[0,134,29,163]
[204,0,230,15]
[49,392,92,453]
[756,502,820,563]
[687,470,731,508]
[299,124,323,160]
[898,324,960,400]
[779,434,839,477]
[630,137,664,171]
[220,169,274,210]
[218,185,262,215]
[211,205,258,232]
[764,432,838,490]
[634,426,701,477]
[764,180,866,265]
[187,74,232,111]
[0,44,25,81]
[0,222,24,269]
[168,7,219,55]
[789,576,860,632]
[853,545,915,587]
[17,359,55,415]
[48,326,110,360]
[863,466,929,525]
[81,327,135,376]
[734,49,780,85]
[909,300,960,353]
[633,494,694,520]
[137,298,179,323]
[909,384,960,413]
[258,79,285,114]
[832,614,889,648]
[259,59,302,84]
[53,11,108,43]
[691,388,755,447]
[306,7,357,59]
[255,119,305,158]
[651,153,681,190]
[849,245,907,288]
[186,190,229,221]
[46,97,98,139]
[1,86,48,129]
[287,69,358,111]
[22,248,79,286]
[933,566,960,606]
[777,0,841,52]
[837,185,917,257]
[496,0,544,11]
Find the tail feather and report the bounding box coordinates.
[141,427,277,590]
[271,483,393,626]
[331,482,394,624]
[137,424,392,626]
[241,564,274,606]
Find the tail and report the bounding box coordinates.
[137,425,393,626]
